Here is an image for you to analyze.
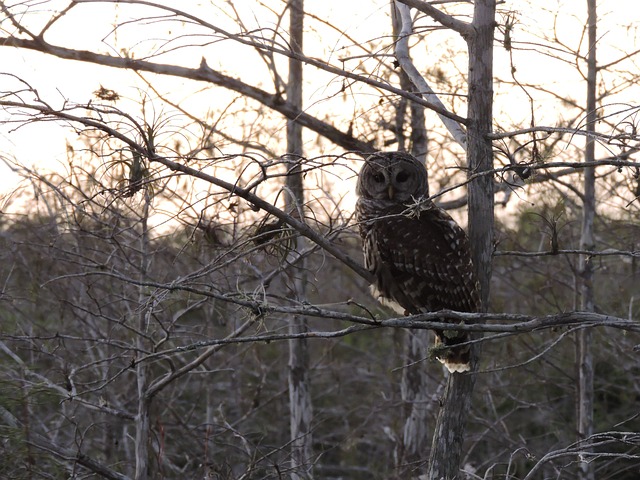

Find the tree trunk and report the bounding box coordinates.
[398,137,431,475]
[135,193,152,480]
[465,0,495,311]
[428,1,495,479]
[399,331,431,476]
[577,1,596,479]
[286,1,313,478]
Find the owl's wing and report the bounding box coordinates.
[367,203,480,315]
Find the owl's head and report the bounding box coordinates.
[356,151,428,203]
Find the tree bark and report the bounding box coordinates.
[428,1,495,479]
[577,2,596,479]
[399,330,431,476]
[135,193,152,480]
[286,1,314,478]
[465,0,496,311]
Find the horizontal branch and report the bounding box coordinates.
[39,268,639,365]
[402,310,639,332]
[495,248,640,258]
[489,125,640,144]
[45,267,640,334]
[139,310,639,365]
[427,156,640,208]
[517,158,640,170]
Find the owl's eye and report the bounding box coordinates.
[372,172,385,183]
[396,170,410,183]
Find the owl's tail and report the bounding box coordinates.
[434,330,471,373]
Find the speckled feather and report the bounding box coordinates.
[357,198,479,314]
[355,152,480,373]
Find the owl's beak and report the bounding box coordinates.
[387,185,394,199]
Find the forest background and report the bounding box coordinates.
[1,1,640,479]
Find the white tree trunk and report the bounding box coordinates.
[577,1,596,479]
[286,1,313,478]
[135,193,152,480]
[399,330,431,475]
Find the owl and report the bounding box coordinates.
[355,151,480,373]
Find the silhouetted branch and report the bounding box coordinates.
[489,124,640,143]
[0,100,375,282]
[523,432,640,480]
[139,310,637,360]
[0,37,373,153]
[396,0,473,36]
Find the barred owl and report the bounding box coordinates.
[355,151,480,373]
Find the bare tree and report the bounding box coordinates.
[284,1,314,478]
[1,2,640,480]
[394,1,496,477]
[576,2,597,480]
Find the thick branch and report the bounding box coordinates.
[495,248,640,258]
[396,0,473,36]
[71,0,467,124]
[0,36,372,153]
[137,310,640,364]
[394,3,468,148]
[0,33,467,145]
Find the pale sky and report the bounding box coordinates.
[1,1,639,206]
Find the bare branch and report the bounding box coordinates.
[69,0,468,123]
[0,406,129,480]
[523,432,640,480]
[489,124,640,143]
[394,2,468,148]
[396,0,473,37]
[0,36,372,153]
[145,317,255,399]
[0,33,467,143]
[495,248,640,258]
[0,100,375,282]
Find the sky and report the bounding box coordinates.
[1,0,640,210]
[0,1,390,197]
